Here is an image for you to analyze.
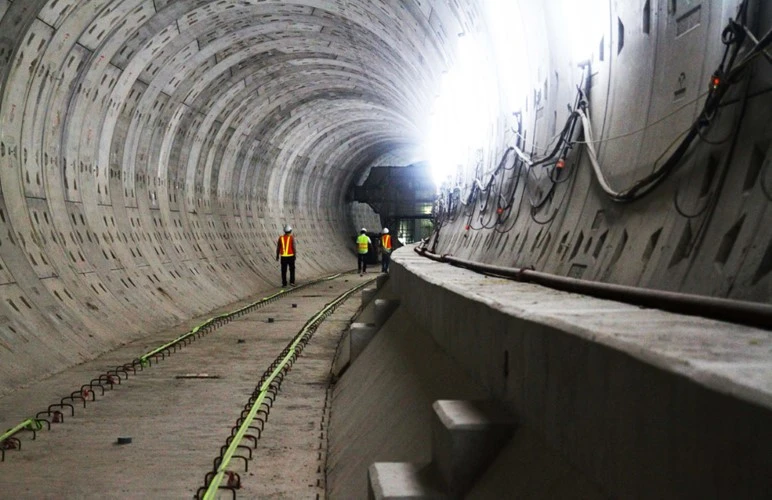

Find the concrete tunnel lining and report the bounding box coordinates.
[0,0,471,391]
[0,0,770,495]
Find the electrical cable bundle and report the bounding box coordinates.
[580,0,770,203]
[430,0,770,248]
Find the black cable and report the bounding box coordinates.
[673,185,713,218]
[494,159,528,234]
[696,121,735,145]
[529,206,559,225]
[587,0,768,203]
[680,49,754,269]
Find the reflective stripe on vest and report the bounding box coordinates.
[280,235,294,257]
[381,234,392,251]
[357,234,369,253]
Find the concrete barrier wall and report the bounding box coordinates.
[327,306,486,499]
[391,248,772,498]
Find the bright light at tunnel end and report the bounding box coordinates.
[424,0,529,190]
[422,0,607,191]
[426,35,496,189]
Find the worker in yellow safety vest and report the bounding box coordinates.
[380,228,392,273]
[276,225,296,287]
[356,228,371,276]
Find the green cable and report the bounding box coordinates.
[0,418,42,443]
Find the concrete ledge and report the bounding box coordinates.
[368,463,446,500]
[431,400,515,497]
[391,248,772,498]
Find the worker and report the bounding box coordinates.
[276,225,296,287]
[356,228,371,276]
[380,227,392,273]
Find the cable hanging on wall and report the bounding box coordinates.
[430,0,770,250]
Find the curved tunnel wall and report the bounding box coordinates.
[431,0,771,305]
[0,0,770,395]
[0,0,467,393]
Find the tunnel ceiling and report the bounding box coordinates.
[1,0,477,211]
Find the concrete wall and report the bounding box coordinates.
[432,0,771,304]
[436,0,772,302]
[390,248,772,498]
[329,279,609,499]
[0,0,460,394]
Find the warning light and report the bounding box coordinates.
[710,75,721,90]
[556,158,566,169]
[465,224,470,230]
[496,207,504,215]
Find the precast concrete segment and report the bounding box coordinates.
[390,248,772,498]
[428,0,771,303]
[0,273,372,498]
[0,0,479,396]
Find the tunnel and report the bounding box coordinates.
[0,0,770,498]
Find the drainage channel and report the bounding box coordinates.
[0,273,345,463]
[197,278,376,499]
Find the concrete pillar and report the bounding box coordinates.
[431,400,515,497]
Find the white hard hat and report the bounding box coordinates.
[284,225,292,233]
[383,228,389,234]
[360,228,367,233]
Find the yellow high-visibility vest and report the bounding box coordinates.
[279,235,294,257]
[357,234,369,254]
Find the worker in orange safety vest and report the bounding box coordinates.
[276,225,296,287]
[380,227,392,273]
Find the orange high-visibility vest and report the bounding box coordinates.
[381,234,392,252]
[279,235,294,257]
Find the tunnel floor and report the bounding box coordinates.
[0,273,371,498]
